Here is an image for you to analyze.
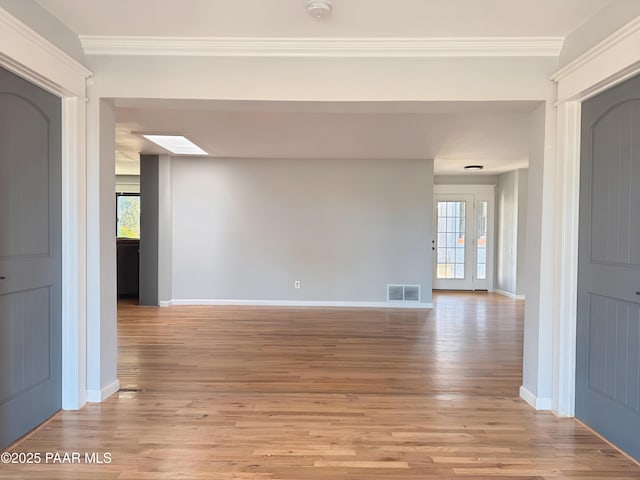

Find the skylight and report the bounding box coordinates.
[143,135,207,155]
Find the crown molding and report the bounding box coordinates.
[552,16,640,102]
[80,35,564,58]
[552,16,640,82]
[0,7,91,97]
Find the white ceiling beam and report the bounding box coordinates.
[80,36,564,58]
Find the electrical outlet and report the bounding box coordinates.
[294,280,301,289]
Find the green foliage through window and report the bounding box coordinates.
[117,194,140,239]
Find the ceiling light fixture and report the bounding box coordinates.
[306,0,332,18]
[464,165,484,171]
[142,135,207,155]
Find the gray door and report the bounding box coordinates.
[576,73,640,462]
[0,67,62,449]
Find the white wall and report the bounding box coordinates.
[497,171,517,294]
[115,174,140,193]
[0,0,84,63]
[86,97,118,401]
[523,105,544,401]
[158,155,172,303]
[559,0,640,68]
[85,56,559,102]
[167,157,433,306]
[434,175,499,185]
[521,100,556,409]
[496,169,528,298]
[515,170,528,297]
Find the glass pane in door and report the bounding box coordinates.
[117,194,141,239]
[476,201,488,280]
[436,201,466,279]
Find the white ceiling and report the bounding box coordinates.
[35,0,611,38]
[114,100,537,176]
[33,1,612,176]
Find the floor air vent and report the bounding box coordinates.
[387,284,421,302]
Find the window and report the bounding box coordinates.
[116,193,140,239]
[436,201,466,279]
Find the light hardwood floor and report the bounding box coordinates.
[3,292,640,479]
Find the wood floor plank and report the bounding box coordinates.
[1,292,639,479]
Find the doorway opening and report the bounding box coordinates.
[116,192,140,300]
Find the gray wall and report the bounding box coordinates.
[139,155,159,306]
[496,169,528,297]
[0,0,84,63]
[167,157,433,305]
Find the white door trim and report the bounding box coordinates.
[551,101,581,416]
[0,8,92,410]
[551,16,640,417]
[552,17,640,104]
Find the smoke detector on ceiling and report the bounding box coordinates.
[306,0,332,18]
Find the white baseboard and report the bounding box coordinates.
[86,379,120,403]
[495,289,525,300]
[519,385,552,410]
[162,299,432,309]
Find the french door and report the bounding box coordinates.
[433,187,494,291]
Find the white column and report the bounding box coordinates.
[61,97,88,409]
[551,101,582,416]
